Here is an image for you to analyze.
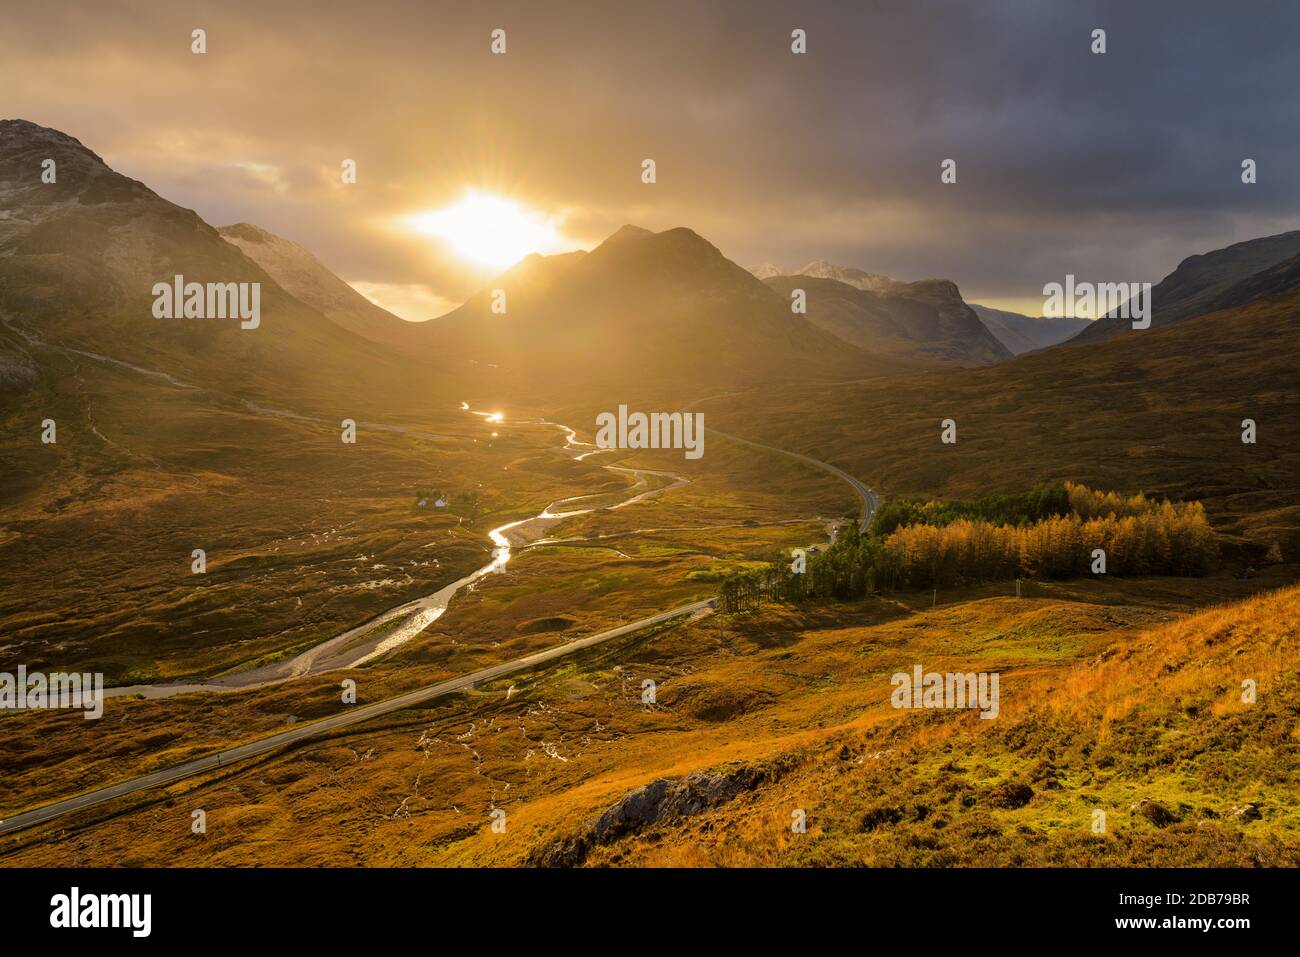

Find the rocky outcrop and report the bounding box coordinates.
[527,760,786,867]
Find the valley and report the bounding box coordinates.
[3,567,1294,866]
[1,115,1298,871]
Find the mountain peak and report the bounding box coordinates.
[762,272,1011,366]
[218,222,276,244]
[793,260,899,293]
[0,119,173,253]
[901,277,963,301]
[654,225,719,249]
[798,259,837,273]
[0,118,92,150]
[605,224,653,242]
[747,262,785,280]
[589,224,728,269]
[0,119,111,174]
[435,222,874,387]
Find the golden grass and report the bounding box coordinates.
[3,569,1294,867]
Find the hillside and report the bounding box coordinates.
[217,223,418,351]
[1194,249,1300,317]
[970,304,1090,355]
[529,578,1300,867]
[426,226,885,395]
[0,121,505,684]
[5,570,1294,866]
[0,123,364,394]
[705,289,1300,559]
[0,120,457,416]
[763,275,1011,366]
[1068,229,1300,345]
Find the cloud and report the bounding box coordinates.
[229,161,288,194]
[3,0,1298,306]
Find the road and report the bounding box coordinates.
[0,431,877,838]
[707,427,879,532]
[0,599,715,837]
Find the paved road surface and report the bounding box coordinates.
[708,427,879,531]
[0,599,714,837]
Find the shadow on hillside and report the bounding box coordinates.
[727,597,916,649]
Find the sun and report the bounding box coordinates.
[403,190,569,271]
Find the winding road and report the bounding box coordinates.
[707,426,879,533]
[0,412,877,839]
[0,599,715,837]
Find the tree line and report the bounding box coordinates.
[868,482,1070,536]
[719,483,1217,613]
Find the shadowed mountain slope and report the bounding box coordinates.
[971,304,1091,355]
[763,275,1012,366]
[708,288,1300,558]
[1067,229,1300,345]
[426,225,886,393]
[0,119,452,415]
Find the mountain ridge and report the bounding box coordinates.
[217,222,417,350]
[425,224,888,392]
[0,118,447,413]
[762,274,1012,366]
[1066,228,1300,345]
[969,304,1091,355]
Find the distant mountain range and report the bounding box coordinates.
[749,231,1300,361]
[760,274,1010,366]
[709,276,1300,559]
[7,118,1300,409]
[748,262,1011,365]
[969,304,1090,355]
[752,260,899,293]
[424,225,886,391]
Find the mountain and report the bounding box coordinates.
[970,304,1091,355]
[1067,229,1300,345]
[427,225,882,393]
[1192,249,1300,317]
[0,122,502,686]
[747,262,785,280]
[762,275,1012,366]
[0,119,419,411]
[787,260,899,293]
[708,283,1300,559]
[217,223,415,350]
[750,260,898,293]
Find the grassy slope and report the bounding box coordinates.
[0,396,855,820]
[4,569,1294,866]
[587,580,1300,866]
[0,352,551,680]
[704,291,1300,560]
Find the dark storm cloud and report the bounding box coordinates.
[2,0,1297,314]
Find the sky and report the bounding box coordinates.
[3,0,1299,319]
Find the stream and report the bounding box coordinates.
[106,407,690,699]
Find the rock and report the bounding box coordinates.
[527,761,781,867]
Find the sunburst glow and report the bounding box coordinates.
[404,190,568,270]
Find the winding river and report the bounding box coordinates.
[107,408,689,699]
